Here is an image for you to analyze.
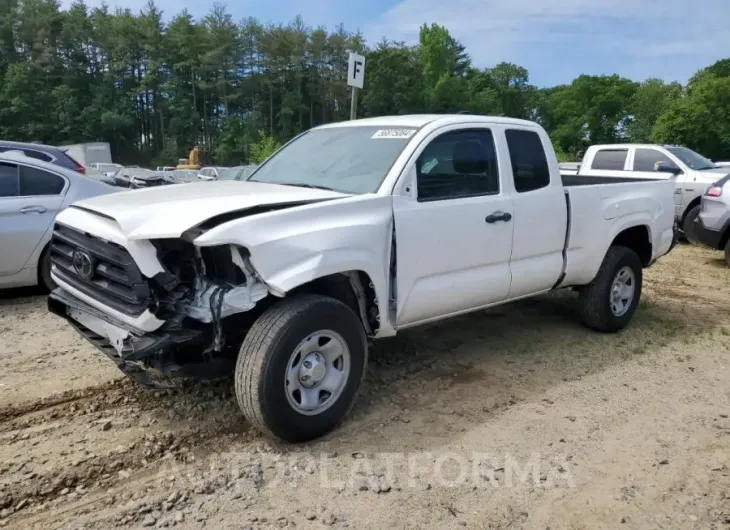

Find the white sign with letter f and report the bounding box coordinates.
[347,52,366,89]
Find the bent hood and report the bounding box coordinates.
[69,181,350,239]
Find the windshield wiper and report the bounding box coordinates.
[274,181,339,192]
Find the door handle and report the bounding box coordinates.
[485,211,512,223]
[20,205,47,214]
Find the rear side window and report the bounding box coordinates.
[22,149,53,162]
[19,166,65,196]
[0,163,19,197]
[63,152,83,169]
[505,129,551,193]
[591,149,628,170]
[633,149,676,172]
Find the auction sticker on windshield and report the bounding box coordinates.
[371,129,416,139]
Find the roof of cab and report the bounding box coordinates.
[314,114,540,130]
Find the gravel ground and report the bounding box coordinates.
[0,243,729,530]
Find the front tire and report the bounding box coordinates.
[235,294,368,443]
[682,205,701,245]
[579,246,643,333]
[39,246,57,292]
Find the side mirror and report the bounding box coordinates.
[655,161,681,175]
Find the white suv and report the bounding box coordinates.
[694,173,730,265]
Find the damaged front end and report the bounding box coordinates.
[48,226,271,389]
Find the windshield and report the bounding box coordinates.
[234,166,257,181]
[218,167,245,180]
[666,146,716,170]
[246,126,418,194]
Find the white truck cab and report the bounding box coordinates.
[47,115,677,442]
[578,144,730,241]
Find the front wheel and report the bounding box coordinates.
[578,246,643,333]
[234,294,368,443]
[682,205,701,245]
[39,246,57,292]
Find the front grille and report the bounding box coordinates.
[50,224,152,315]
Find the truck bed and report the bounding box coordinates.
[561,174,663,186]
[559,174,677,287]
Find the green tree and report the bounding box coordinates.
[652,76,730,160]
[540,75,637,158]
[626,79,682,143]
[0,1,726,169]
[418,23,470,111]
[361,40,422,116]
[249,129,281,163]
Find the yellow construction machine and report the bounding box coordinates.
[176,145,201,170]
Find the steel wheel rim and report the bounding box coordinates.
[610,266,636,317]
[285,330,351,416]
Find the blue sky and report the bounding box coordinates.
[64,0,730,87]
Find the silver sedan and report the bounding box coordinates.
[0,152,117,290]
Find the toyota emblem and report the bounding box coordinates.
[72,250,95,280]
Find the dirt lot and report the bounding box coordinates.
[1,244,729,530]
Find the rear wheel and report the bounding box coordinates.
[579,246,643,333]
[234,294,368,443]
[724,238,730,267]
[38,246,56,292]
[682,205,701,245]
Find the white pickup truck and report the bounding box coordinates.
[577,144,730,242]
[47,115,677,442]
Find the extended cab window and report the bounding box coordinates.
[0,163,19,197]
[505,129,550,193]
[19,166,65,196]
[591,149,628,170]
[416,129,499,201]
[633,149,677,172]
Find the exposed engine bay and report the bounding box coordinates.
[48,230,278,387]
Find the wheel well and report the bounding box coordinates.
[36,242,51,283]
[288,271,379,335]
[681,197,701,223]
[611,226,651,266]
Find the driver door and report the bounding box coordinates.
[391,125,514,327]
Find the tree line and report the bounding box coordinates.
[1,0,729,166]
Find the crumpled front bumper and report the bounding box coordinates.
[48,289,214,389]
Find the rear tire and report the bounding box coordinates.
[39,246,57,292]
[682,205,701,245]
[235,294,368,443]
[724,238,730,267]
[579,246,643,333]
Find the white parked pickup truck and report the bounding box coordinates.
[47,115,678,442]
[576,144,730,242]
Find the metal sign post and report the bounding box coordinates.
[347,52,365,120]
